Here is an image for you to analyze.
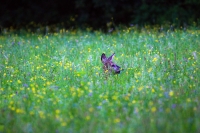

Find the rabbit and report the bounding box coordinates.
[101,53,121,74]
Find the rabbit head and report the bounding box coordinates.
[101,53,121,74]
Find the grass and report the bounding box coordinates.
[0,26,199,133]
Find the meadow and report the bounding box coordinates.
[0,26,199,133]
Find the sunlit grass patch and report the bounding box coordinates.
[0,26,199,132]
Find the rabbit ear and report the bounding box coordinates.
[101,53,107,62]
[107,53,115,61]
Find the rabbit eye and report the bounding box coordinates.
[111,64,115,67]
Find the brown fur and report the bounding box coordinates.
[101,53,121,74]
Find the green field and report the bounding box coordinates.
[0,26,199,133]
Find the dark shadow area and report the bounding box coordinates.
[0,0,200,30]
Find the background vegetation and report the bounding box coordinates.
[1,0,200,29]
[0,26,199,132]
